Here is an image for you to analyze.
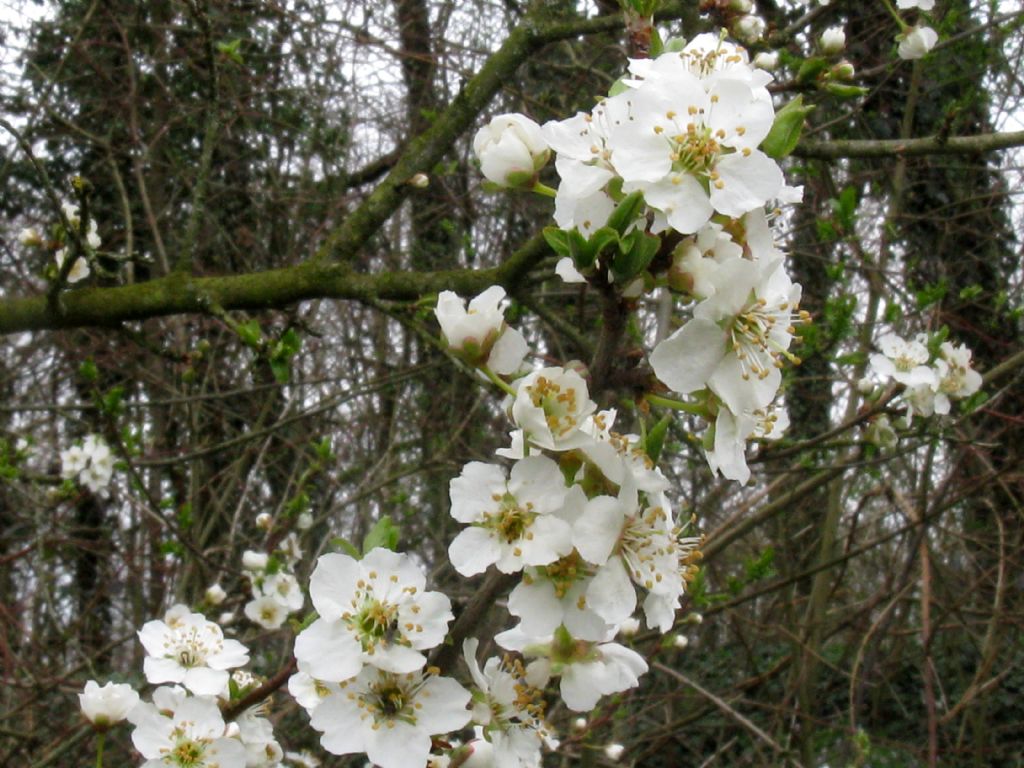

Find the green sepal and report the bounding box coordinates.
[762,95,814,159]
[796,57,829,84]
[823,82,869,99]
[644,414,672,464]
[362,515,400,553]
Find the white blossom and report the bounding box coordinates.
[78,680,139,728]
[309,667,470,768]
[293,549,453,681]
[435,286,528,375]
[820,26,846,54]
[898,25,938,59]
[138,607,249,696]
[511,367,597,451]
[473,114,550,187]
[448,457,581,576]
[129,687,246,768]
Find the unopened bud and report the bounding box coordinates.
[255,512,273,531]
[831,59,856,81]
[753,51,779,71]
[604,744,626,761]
[733,14,765,43]
[297,511,314,530]
[674,635,690,650]
[619,617,640,637]
[205,583,227,605]
[819,26,846,55]
[409,172,430,188]
[242,550,269,571]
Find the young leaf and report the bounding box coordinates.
[762,95,814,159]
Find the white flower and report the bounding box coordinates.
[61,201,80,227]
[511,367,597,451]
[79,680,139,728]
[651,257,804,414]
[473,113,550,187]
[931,342,981,413]
[293,549,453,681]
[54,246,90,283]
[256,572,304,612]
[463,638,557,768]
[448,457,580,576]
[244,596,289,630]
[235,708,284,767]
[609,70,782,233]
[255,512,273,531]
[18,226,42,246]
[604,743,626,761]
[898,25,938,59]
[897,0,935,9]
[297,512,314,530]
[205,584,227,605]
[288,670,342,712]
[574,485,698,631]
[869,333,935,388]
[137,607,249,696]
[435,286,528,375]
[60,434,114,491]
[820,26,846,54]
[496,627,648,712]
[904,383,937,419]
[129,688,246,768]
[309,667,471,768]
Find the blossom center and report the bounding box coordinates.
[527,376,580,437]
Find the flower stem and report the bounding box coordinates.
[481,365,517,397]
[95,731,105,768]
[531,181,557,198]
[646,393,707,416]
[879,0,910,31]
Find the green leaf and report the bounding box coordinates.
[543,227,571,258]
[606,190,645,235]
[823,82,869,100]
[362,515,400,553]
[568,229,596,271]
[270,358,290,384]
[611,231,659,281]
[215,38,244,65]
[79,358,98,383]
[762,95,814,159]
[331,537,362,559]
[796,57,829,84]
[237,320,263,348]
[644,415,672,464]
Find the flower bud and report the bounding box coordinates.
[255,512,273,531]
[831,59,856,81]
[205,583,227,605]
[18,227,42,247]
[408,172,430,188]
[604,744,626,761]
[753,51,779,71]
[242,550,269,570]
[857,377,875,395]
[729,0,753,11]
[733,14,765,43]
[819,26,846,55]
[297,511,314,530]
[673,635,690,650]
[78,681,139,730]
[897,25,938,60]
[472,113,549,188]
[618,617,641,637]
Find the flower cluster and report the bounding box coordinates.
[868,332,982,418]
[60,433,115,492]
[509,34,805,484]
[242,531,305,630]
[290,548,470,768]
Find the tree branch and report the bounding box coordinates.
[793,130,1024,159]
